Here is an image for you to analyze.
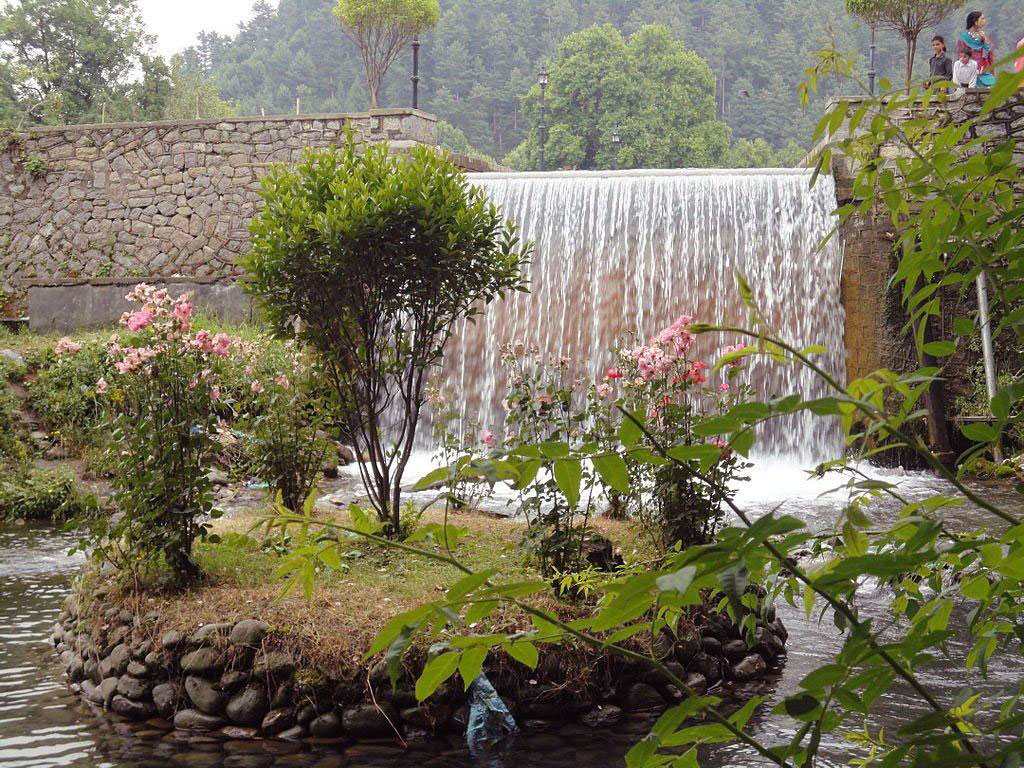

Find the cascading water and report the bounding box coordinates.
[431,168,846,467]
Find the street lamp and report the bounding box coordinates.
[411,38,421,109]
[611,130,621,170]
[538,66,549,171]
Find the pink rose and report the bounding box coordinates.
[251,380,264,394]
[172,300,194,326]
[210,386,221,401]
[95,378,108,394]
[605,367,624,381]
[125,309,155,332]
[212,333,232,358]
[596,383,613,399]
[54,337,82,356]
[274,375,291,389]
[481,429,497,448]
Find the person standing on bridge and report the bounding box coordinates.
[957,10,997,87]
[929,36,954,82]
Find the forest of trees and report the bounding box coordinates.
[5,0,1024,167]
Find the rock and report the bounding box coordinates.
[690,652,722,683]
[185,675,227,715]
[580,705,624,728]
[97,676,120,708]
[580,533,623,572]
[144,651,163,668]
[220,670,250,693]
[229,620,269,648]
[189,622,233,644]
[296,704,317,725]
[152,682,181,719]
[174,708,226,731]
[181,647,223,676]
[732,654,767,682]
[684,673,708,696]
[220,726,259,742]
[126,660,149,678]
[0,349,25,366]
[699,636,723,657]
[309,711,343,738]
[277,725,305,740]
[675,634,701,665]
[111,695,155,720]
[723,639,749,662]
[755,627,785,660]
[116,675,151,700]
[771,617,788,643]
[226,685,269,727]
[98,643,131,678]
[67,657,85,683]
[252,651,293,679]
[624,683,665,711]
[270,681,293,709]
[208,468,230,486]
[337,445,357,465]
[322,462,339,479]
[45,444,68,460]
[518,683,589,720]
[161,630,185,649]
[342,703,397,738]
[82,680,101,705]
[260,708,295,736]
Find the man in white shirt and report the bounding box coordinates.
[954,51,979,88]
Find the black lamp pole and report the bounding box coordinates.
[412,38,421,109]
[538,66,549,171]
[611,130,621,170]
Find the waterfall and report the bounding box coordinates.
[433,168,846,466]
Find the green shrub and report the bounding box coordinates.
[28,338,110,449]
[0,380,28,472]
[0,468,98,521]
[244,136,528,536]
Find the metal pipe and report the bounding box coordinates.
[977,271,1003,462]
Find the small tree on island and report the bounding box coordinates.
[333,0,439,109]
[244,138,528,536]
[846,0,966,90]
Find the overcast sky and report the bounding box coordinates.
[140,0,269,57]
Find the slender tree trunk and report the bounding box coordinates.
[905,34,918,92]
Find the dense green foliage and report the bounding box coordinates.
[244,137,527,535]
[505,24,730,170]
[0,467,97,521]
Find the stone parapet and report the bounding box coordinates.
[0,110,441,296]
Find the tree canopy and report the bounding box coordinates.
[504,24,730,170]
[333,0,440,108]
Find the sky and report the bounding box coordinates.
[139,0,269,57]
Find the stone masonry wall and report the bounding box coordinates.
[0,110,438,297]
[833,89,1024,382]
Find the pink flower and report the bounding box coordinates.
[605,367,624,381]
[686,360,709,385]
[172,300,194,326]
[274,375,291,389]
[251,380,264,394]
[95,378,108,394]
[211,333,232,358]
[481,429,497,448]
[210,386,221,401]
[719,382,730,393]
[192,330,214,354]
[636,345,672,381]
[655,315,696,356]
[125,309,155,332]
[54,337,82,356]
[596,383,613,399]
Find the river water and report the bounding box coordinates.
[2,465,1020,768]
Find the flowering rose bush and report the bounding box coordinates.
[28,337,111,450]
[233,339,332,512]
[87,285,237,584]
[482,314,753,573]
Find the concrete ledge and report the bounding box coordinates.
[29,280,253,333]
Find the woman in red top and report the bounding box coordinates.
[957,10,996,87]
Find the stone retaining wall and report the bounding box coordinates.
[52,585,787,745]
[0,110,438,295]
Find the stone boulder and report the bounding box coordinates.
[226,684,269,727]
[185,675,227,716]
[342,703,398,739]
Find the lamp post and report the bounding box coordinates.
[538,65,549,172]
[868,23,877,95]
[611,130,621,171]
[411,38,421,109]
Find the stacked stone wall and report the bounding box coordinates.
[0,110,438,300]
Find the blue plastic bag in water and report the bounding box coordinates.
[466,675,517,756]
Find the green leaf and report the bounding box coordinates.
[656,566,696,595]
[961,574,991,601]
[505,640,539,669]
[922,340,956,357]
[415,651,460,701]
[962,422,998,443]
[620,410,645,448]
[553,458,582,508]
[593,452,630,494]
[413,466,452,491]
[458,646,488,689]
